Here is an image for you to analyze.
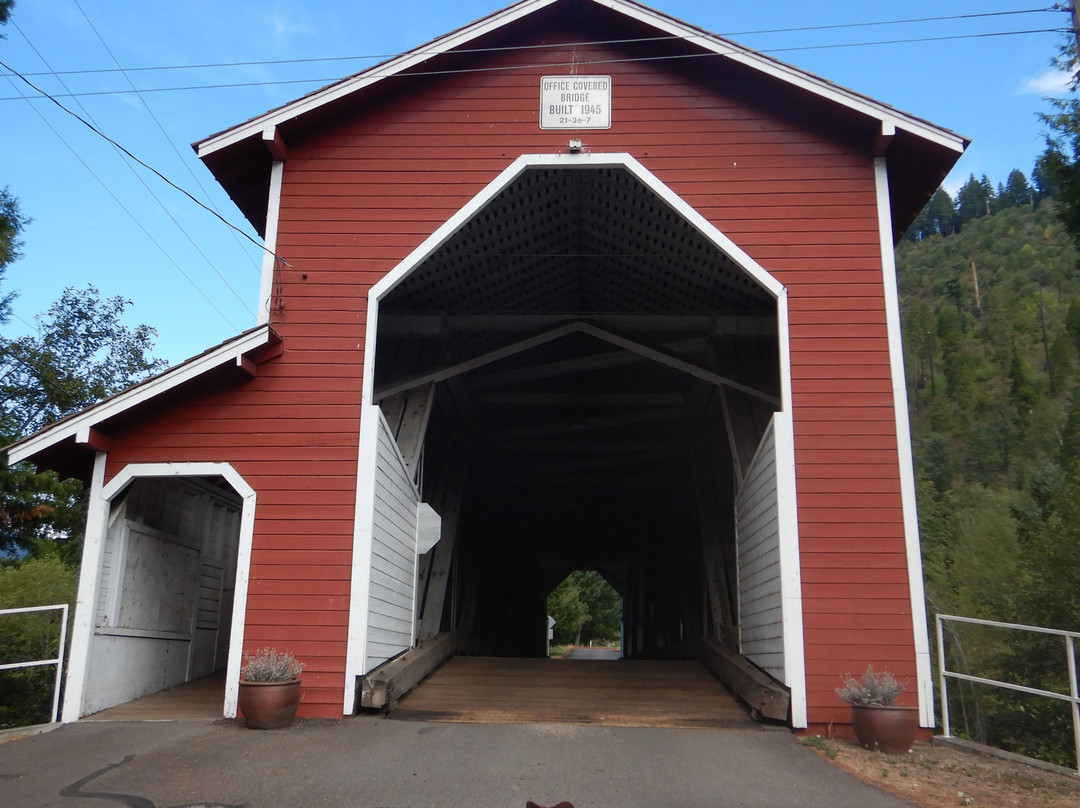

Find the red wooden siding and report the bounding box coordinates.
[103,356,363,716]
[278,30,911,721]
[108,14,920,720]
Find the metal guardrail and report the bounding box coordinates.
[0,604,69,724]
[935,613,1080,776]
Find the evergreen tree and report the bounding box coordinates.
[955,175,987,228]
[1038,37,1079,246]
[0,189,24,325]
[906,187,958,241]
[1031,149,1062,204]
[955,174,998,228]
[998,169,1032,210]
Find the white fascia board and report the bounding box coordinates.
[258,161,285,325]
[197,0,560,158]
[774,407,807,729]
[773,288,806,728]
[7,326,274,466]
[875,156,934,728]
[594,0,966,154]
[197,0,964,161]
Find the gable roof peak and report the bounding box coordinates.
[195,0,965,161]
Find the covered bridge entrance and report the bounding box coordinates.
[353,156,799,720]
[10,0,966,733]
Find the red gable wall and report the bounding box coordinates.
[108,13,918,724]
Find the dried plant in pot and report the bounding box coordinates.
[237,647,305,729]
[836,665,918,754]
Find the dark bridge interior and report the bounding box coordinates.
[373,166,781,658]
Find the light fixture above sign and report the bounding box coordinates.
[540,75,612,130]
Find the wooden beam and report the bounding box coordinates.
[75,427,111,452]
[376,321,779,407]
[474,392,683,406]
[383,383,435,473]
[235,355,257,378]
[574,322,781,407]
[380,312,775,336]
[373,321,583,402]
[696,638,790,722]
[489,407,683,439]
[262,125,288,161]
[497,438,667,453]
[358,632,460,711]
[470,337,704,389]
[873,121,896,158]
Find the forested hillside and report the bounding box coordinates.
[898,173,1080,766]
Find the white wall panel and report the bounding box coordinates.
[365,411,420,670]
[735,418,785,680]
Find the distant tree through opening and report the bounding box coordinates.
[546,570,622,651]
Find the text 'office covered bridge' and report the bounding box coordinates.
[8,0,967,736]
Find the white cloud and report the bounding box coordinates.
[268,8,317,43]
[1024,69,1074,96]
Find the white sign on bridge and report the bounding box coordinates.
[540,76,612,130]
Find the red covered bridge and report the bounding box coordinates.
[9,0,966,736]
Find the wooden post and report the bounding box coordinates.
[970,261,981,313]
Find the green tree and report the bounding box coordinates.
[1046,331,1074,394]
[956,174,994,228]
[575,570,621,644]
[0,285,167,436]
[0,188,25,325]
[1039,38,1079,247]
[906,187,958,241]
[547,574,588,646]
[997,169,1032,210]
[0,286,167,559]
[546,570,622,647]
[1032,150,1061,205]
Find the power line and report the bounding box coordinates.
[0,26,1068,103]
[68,1,260,313]
[11,21,253,326]
[70,0,262,281]
[2,68,241,333]
[6,7,1064,81]
[0,58,294,272]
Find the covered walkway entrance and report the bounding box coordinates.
[356,155,800,720]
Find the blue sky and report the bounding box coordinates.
[0,0,1073,365]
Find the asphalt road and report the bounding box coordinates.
[0,715,919,808]
[562,648,621,661]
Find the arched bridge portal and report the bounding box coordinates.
[365,160,788,692]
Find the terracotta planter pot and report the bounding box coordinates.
[237,678,302,729]
[851,703,918,754]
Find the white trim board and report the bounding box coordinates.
[62,462,257,721]
[350,150,802,719]
[7,326,276,466]
[875,157,934,728]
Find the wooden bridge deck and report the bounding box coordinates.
[387,656,755,729]
[83,671,226,721]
